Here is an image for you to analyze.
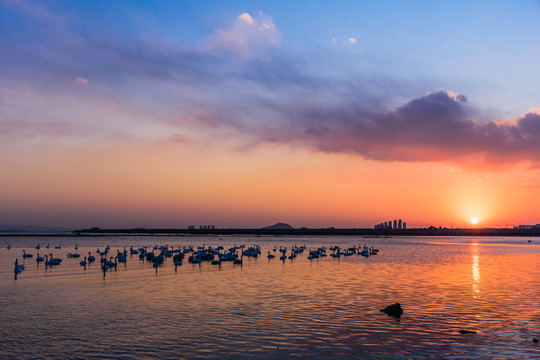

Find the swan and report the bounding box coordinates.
[80,257,87,267]
[106,257,117,269]
[35,244,40,249]
[116,251,127,263]
[36,253,45,262]
[233,253,243,265]
[87,252,96,262]
[22,249,33,258]
[267,251,275,259]
[54,244,61,249]
[14,259,24,273]
[6,244,10,250]
[67,252,81,258]
[47,254,62,265]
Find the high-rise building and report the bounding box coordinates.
[374,219,407,230]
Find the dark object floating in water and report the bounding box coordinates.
[459,330,477,334]
[533,338,539,343]
[380,303,403,318]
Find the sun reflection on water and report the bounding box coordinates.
[471,245,480,299]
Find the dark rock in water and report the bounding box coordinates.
[533,338,539,343]
[458,330,477,334]
[380,303,403,318]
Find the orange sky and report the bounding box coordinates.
[2,3,540,229]
[2,138,540,229]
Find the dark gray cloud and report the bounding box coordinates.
[255,90,540,165]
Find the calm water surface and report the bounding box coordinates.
[0,235,539,359]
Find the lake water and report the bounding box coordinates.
[1,235,539,359]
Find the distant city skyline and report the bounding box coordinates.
[2,1,540,229]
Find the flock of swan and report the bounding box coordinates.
[9,242,379,278]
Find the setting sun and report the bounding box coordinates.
[471,217,479,225]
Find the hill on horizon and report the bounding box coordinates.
[262,222,295,230]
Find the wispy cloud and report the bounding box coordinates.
[0,117,69,139]
[2,5,540,167]
[204,12,281,58]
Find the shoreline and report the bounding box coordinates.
[2,228,540,237]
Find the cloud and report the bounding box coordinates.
[0,117,69,139]
[238,13,254,25]
[2,4,540,167]
[204,12,281,58]
[348,38,358,44]
[249,90,540,165]
[3,0,59,22]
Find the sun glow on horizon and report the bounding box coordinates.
[471,217,479,225]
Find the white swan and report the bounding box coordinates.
[105,257,117,269]
[14,259,24,273]
[46,254,62,265]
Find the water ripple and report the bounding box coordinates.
[0,236,539,359]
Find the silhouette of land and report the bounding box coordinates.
[70,227,540,237]
[2,224,540,237]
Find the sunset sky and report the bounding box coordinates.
[2,0,540,229]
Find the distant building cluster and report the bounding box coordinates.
[374,219,406,230]
[187,225,215,230]
[513,224,540,229]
